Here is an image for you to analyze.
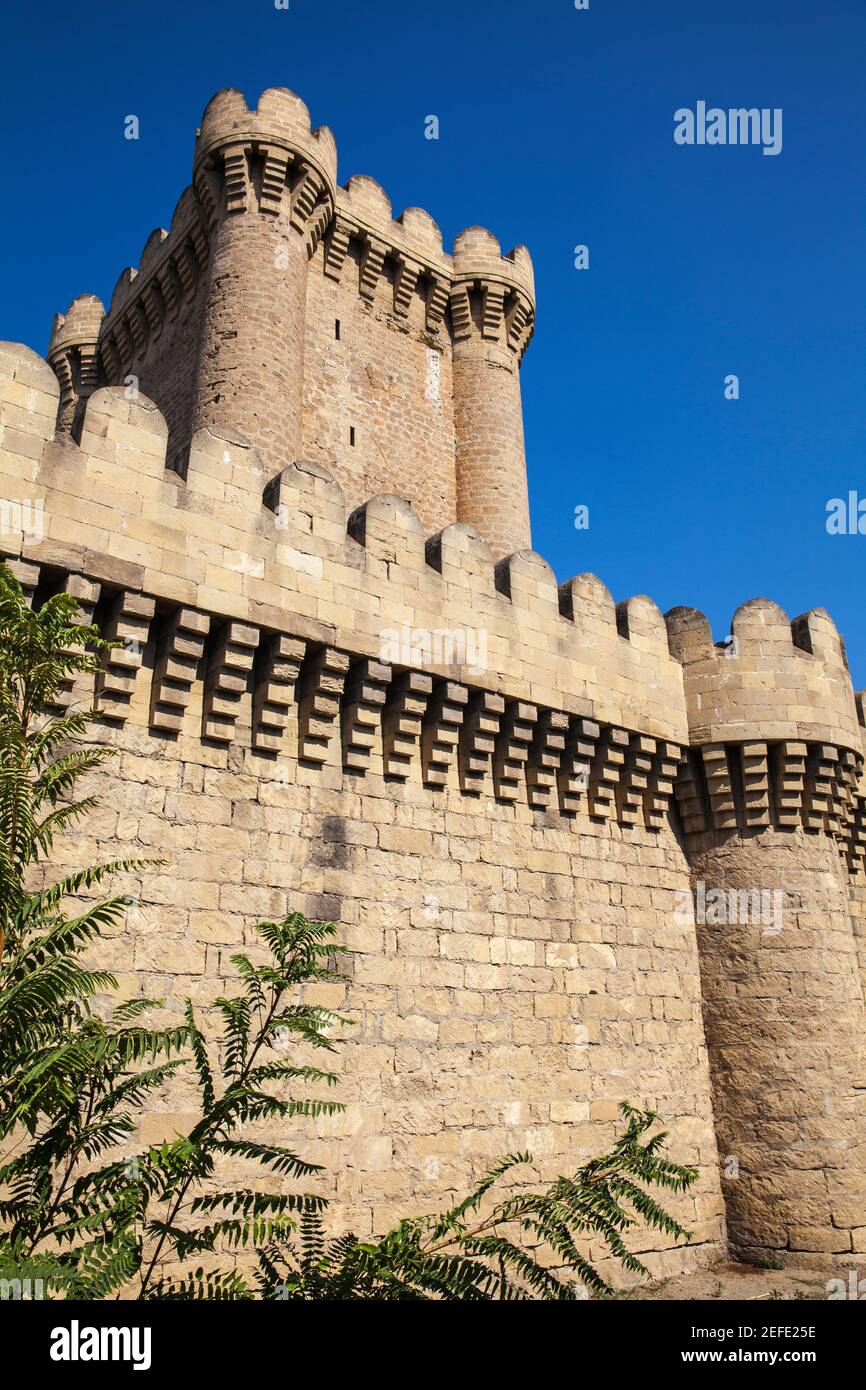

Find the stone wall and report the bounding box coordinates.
[52,706,725,1275]
[0,341,730,1281]
[301,236,457,532]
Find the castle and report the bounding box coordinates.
[1,87,865,1281]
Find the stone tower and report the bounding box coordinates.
[667,602,866,1262]
[1,86,864,1277]
[46,87,535,561]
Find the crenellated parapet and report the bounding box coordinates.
[2,341,688,836]
[192,87,337,247]
[327,177,450,329]
[51,187,212,465]
[450,225,535,358]
[98,188,209,383]
[666,598,860,748]
[666,599,864,866]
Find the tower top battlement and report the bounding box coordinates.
[195,86,338,182]
[666,598,861,752]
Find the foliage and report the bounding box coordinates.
[255,1103,696,1300]
[0,564,697,1299]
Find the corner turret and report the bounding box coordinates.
[47,294,105,434]
[450,227,535,559]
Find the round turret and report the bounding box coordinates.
[666,598,866,1266]
[189,89,338,477]
[449,227,536,560]
[47,294,105,433]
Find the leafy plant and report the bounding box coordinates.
[255,1103,697,1300]
[0,564,185,1294]
[132,912,345,1300]
[0,563,698,1299]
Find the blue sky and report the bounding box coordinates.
[2,0,863,685]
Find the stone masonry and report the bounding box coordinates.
[1,87,865,1279]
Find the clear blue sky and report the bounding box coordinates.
[2,0,863,686]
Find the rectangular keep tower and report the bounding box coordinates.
[49,88,534,562]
